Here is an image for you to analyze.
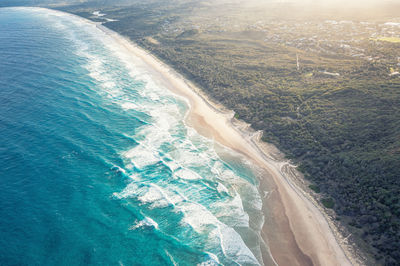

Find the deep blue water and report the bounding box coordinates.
[0,8,265,265]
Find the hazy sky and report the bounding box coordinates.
[242,0,396,5]
[239,0,400,10]
[275,0,393,2]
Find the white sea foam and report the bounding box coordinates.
[35,9,265,264]
[105,18,118,22]
[123,145,160,169]
[179,202,259,265]
[179,202,220,232]
[164,250,178,266]
[249,191,263,212]
[218,226,260,265]
[120,102,138,110]
[112,165,126,174]
[216,182,229,195]
[162,159,181,173]
[138,186,170,208]
[199,252,221,266]
[174,168,203,180]
[92,11,106,17]
[129,217,158,230]
[213,193,250,228]
[128,174,140,181]
[102,81,116,89]
[116,181,187,209]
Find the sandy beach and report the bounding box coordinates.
[92,23,359,265]
[38,6,361,263]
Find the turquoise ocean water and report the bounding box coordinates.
[0,8,266,265]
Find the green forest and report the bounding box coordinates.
[57,1,400,264]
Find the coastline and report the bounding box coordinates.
[41,7,361,265]
[97,26,358,265]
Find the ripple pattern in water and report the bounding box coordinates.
[0,7,265,265]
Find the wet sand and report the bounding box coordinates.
[100,27,353,266]
[42,6,355,264]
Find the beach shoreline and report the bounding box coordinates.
[41,7,361,265]
[104,30,361,266]
[96,22,359,266]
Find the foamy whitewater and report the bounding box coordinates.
[0,7,267,265]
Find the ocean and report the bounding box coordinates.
[0,7,266,265]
